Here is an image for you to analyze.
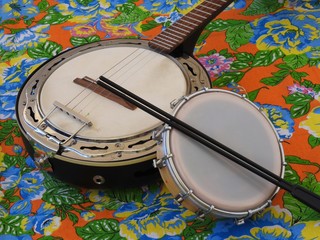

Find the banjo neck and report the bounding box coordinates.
[148,0,234,55]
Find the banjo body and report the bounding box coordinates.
[16,39,211,187]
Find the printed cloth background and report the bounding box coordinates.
[1,0,320,239]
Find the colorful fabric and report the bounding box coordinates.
[1,0,320,239]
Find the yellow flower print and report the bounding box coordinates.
[299,221,320,239]
[300,106,320,138]
[250,10,320,57]
[0,146,7,172]
[80,211,96,221]
[250,225,292,239]
[43,216,61,236]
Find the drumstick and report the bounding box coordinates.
[97,75,320,213]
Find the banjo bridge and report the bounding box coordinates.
[74,76,137,110]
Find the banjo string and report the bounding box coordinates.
[78,48,163,115]
[65,47,144,110]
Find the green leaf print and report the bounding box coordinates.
[290,102,311,118]
[226,23,254,50]
[1,50,25,62]
[283,173,320,223]
[28,41,63,59]
[38,7,71,25]
[308,135,320,148]
[290,71,308,82]
[284,164,301,185]
[243,0,283,16]
[284,92,313,118]
[247,87,268,102]
[43,185,85,205]
[185,231,212,240]
[260,76,285,86]
[230,60,250,70]
[38,236,64,240]
[252,49,284,67]
[111,3,150,25]
[206,19,248,32]
[235,52,254,63]
[212,71,245,87]
[0,215,34,235]
[260,68,290,86]
[70,36,101,46]
[38,0,50,12]
[286,155,320,170]
[76,219,125,240]
[141,20,161,32]
[283,54,309,69]
[76,0,94,7]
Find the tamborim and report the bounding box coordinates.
[155,89,285,222]
[16,40,211,188]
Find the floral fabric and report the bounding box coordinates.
[1,0,320,239]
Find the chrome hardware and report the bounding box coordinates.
[196,205,214,220]
[34,153,53,172]
[93,175,106,185]
[235,218,245,225]
[153,154,172,168]
[53,101,92,126]
[174,189,193,204]
[152,126,171,142]
[170,96,187,109]
[152,130,162,143]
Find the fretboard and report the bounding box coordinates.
[148,0,234,54]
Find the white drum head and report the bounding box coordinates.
[39,46,187,140]
[169,90,283,212]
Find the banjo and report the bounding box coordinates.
[16,0,233,188]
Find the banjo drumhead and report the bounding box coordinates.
[39,46,187,140]
[168,90,283,212]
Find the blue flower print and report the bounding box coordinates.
[155,11,183,30]
[33,203,61,236]
[10,200,32,215]
[208,206,309,240]
[142,0,200,14]
[55,0,127,24]
[0,167,45,200]
[250,9,320,58]
[114,186,194,239]
[0,0,39,23]
[291,0,320,10]
[255,103,295,140]
[18,172,45,200]
[227,0,246,9]
[0,56,47,119]
[0,25,50,52]
[0,235,32,240]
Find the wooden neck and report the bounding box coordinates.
[149,0,234,55]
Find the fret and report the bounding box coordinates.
[200,4,216,11]
[179,18,198,27]
[163,30,184,40]
[154,35,178,46]
[209,2,222,7]
[152,39,174,48]
[193,8,212,15]
[189,11,208,19]
[184,15,203,23]
[149,41,171,51]
[172,21,193,31]
[159,32,183,42]
[149,0,234,54]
